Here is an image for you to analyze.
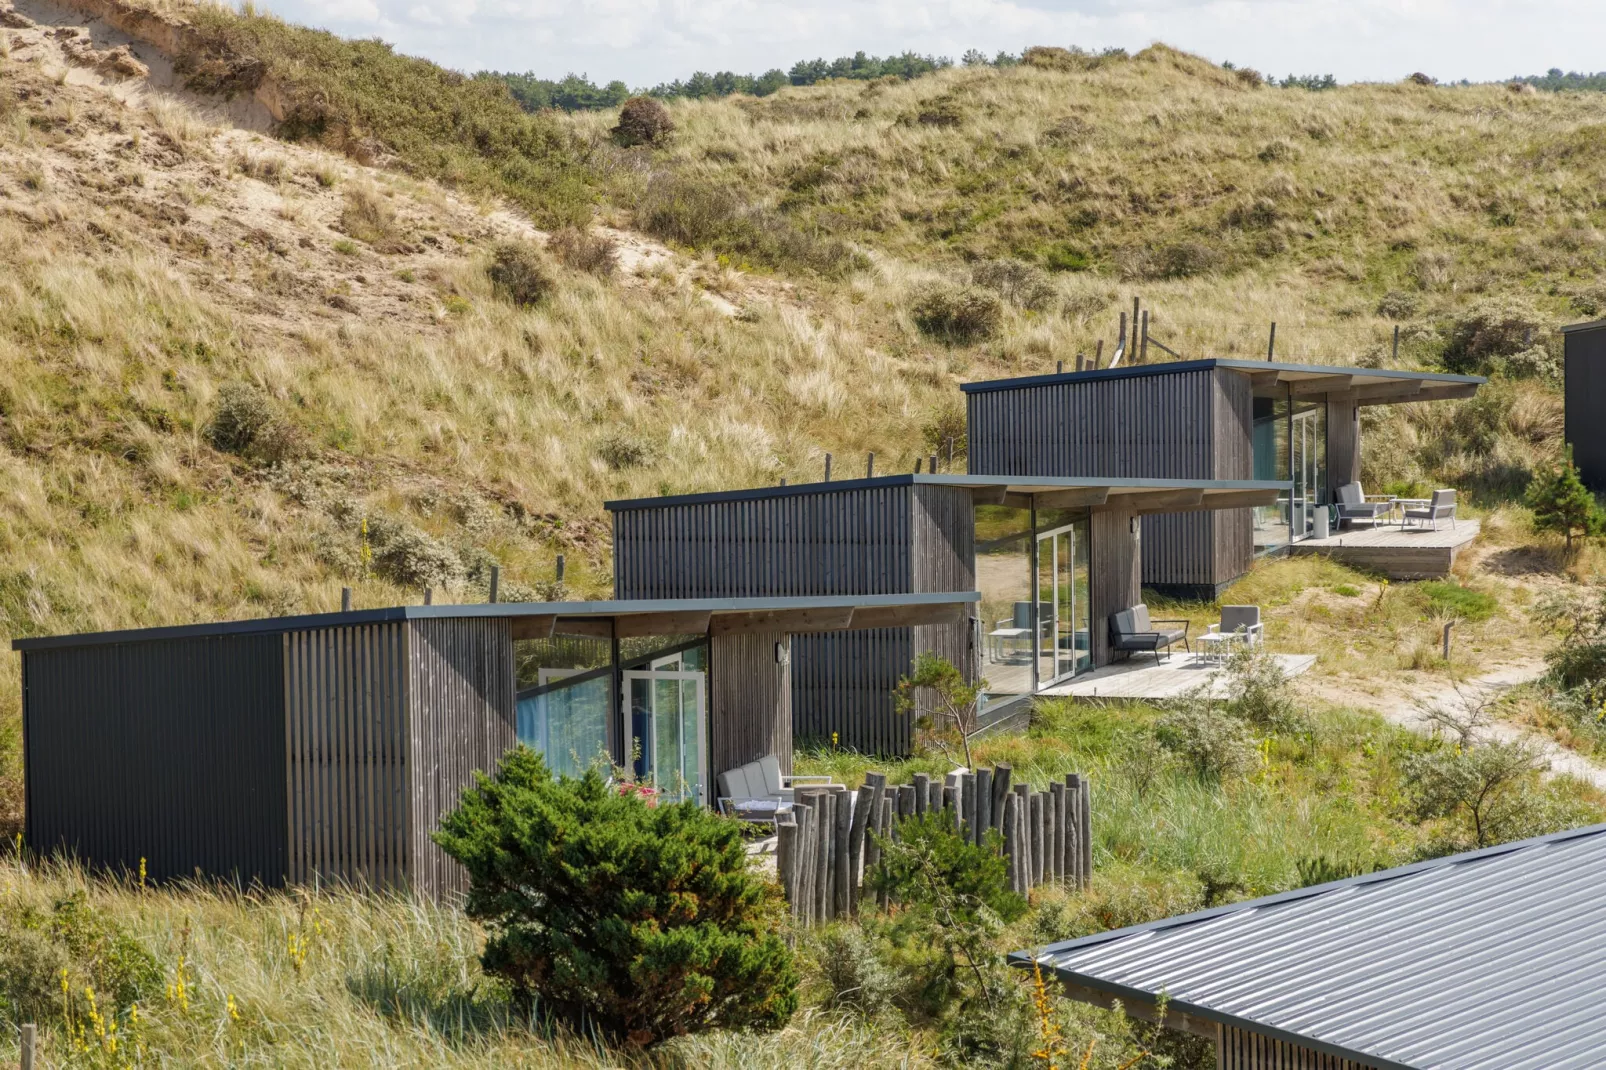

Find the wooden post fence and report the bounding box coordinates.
[776,765,1093,924]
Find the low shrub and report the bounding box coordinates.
[548,226,618,276]
[1376,289,1419,320]
[205,382,301,464]
[1154,698,1257,780]
[910,283,1003,343]
[809,925,899,1018]
[1149,240,1219,279]
[611,95,674,147]
[1419,581,1498,622]
[970,258,1055,311]
[1441,297,1553,377]
[597,433,656,470]
[434,749,798,1046]
[638,173,860,276]
[340,184,398,247]
[486,241,555,307]
[1039,242,1091,272]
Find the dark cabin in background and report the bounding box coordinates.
[963,359,1485,599]
[1564,319,1606,492]
[608,473,1283,756]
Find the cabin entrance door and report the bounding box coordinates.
[622,671,707,805]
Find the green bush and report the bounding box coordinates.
[611,95,675,148]
[0,923,65,1025]
[910,283,1004,343]
[1441,297,1550,376]
[638,173,860,276]
[1154,699,1256,780]
[1528,448,1604,550]
[548,226,618,276]
[970,258,1056,311]
[1419,581,1498,622]
[486,241,555,307]
[808,925,899,1018]
[205,383,301,464]
[433,748,798,1046]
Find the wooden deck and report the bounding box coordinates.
[1039,654,1317,701]
[1288,519,1480,579]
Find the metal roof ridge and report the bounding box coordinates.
[962,358,1487,394]
[1011,820,1606,966]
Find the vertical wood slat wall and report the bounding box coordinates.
[709,631,792,775]
[283,624,409,893]
[1218,1024,1376,1070]
[1326,393,1362,489]
[1089,505,1142,666]
[967,367,1258,597]
[612,483,975,756]
[406,618,517,902]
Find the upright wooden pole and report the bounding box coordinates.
[824,453,833,482]
[423,587,433,606]
[1002,793,1020,893]
[1392,324,1400,362]
[1050,781,1066,881]
[962,772,977,843]
[1031,791,1046,887]
[1014,783,1032,884]
[913,772,930,817]
[1076,352,1086,372]
[991,764,1012,831]
[833,789,852,919]
[21,1024,36,1070]
[1044,789,1057,882]
[776,813,797,917]
[1267,321,1278,361]
[975,768,993,844]
[866,452,875,479]
[555,554,566,584]
[489,565,501,604]
[1095,339,1104,367]
[848,784,873,914]
[341,587,353,612]
[1078,775,1092,888]
[1140,309,1150,363]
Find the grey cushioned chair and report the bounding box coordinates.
[1335,482,1396,528]
[1109,604,1190,665]
[1403,489,1457,531]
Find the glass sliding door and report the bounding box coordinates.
[624,670,707,805]
[1034,519,1092,685]
[1291,403,1326,541]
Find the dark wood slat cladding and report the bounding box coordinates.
[406,618,516,902]
[968,367,1258,597]
[21,635,287,886]
[1218,1024,1375,1070]
[1327,393,1361,490]
[710,631,792,775]
[1090,505,1142,666]
[613,483,972,756]
[283,623,409,893]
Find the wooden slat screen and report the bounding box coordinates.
[1218,1024,1377,1070]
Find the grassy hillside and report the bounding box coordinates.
[1,3,1600,828]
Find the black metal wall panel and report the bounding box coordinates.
[612,483,972,756]
[1566,325,1606,492]
[967,369,1227,593]
[22,634,287,885]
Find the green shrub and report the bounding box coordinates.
[486,241,555,307]
[611,95,675,147]
[637,173,860,276]
[1441,297,1548,376]
[597,433,656,471]
[808,925,899,1018]
[1154,699,1256,780]
[0,923,66,1025]
[433,748,798,1046]
[970,258,1055,311]
[548,226,618,276]
[1220,646,1305,733]
[1039,242,1090,272]
[205,382,301,464]
[1528,448,1604,550]
[1402,739,1569,851]
[1419,581,1498,622]
[340,184,399,247]
[910,283,1004,343]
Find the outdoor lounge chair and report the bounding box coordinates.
[716,756,833,824]
[1196,605,1264,663]
[1402,489,1457,531]
[1335,482,1396,528]
[1110,605,1190,665]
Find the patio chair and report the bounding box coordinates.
[1197,605,1264,663]
[717,756,833,824]
[1110,604,1190,665]
[1334,482,1396,529]
[1403,489,1457,531]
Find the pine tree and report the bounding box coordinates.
[1528,448,1604,551]
[434,749,798,1045]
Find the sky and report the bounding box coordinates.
[253,0,1605,88]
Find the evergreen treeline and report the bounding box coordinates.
[1517,68,1606,92]
[486,49,1025,113]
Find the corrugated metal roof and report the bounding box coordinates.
[1015,824,1606,1070]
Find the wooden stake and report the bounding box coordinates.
[1140,309,1150,363]
[21,1024,36,1070]
[423,587,433,606]
[489,565,501,604]
[1031,791,1046,887]
[962,772,977,843]
[1002,794,1020,893]
[824,453,833,482]
[341,587,352,613]
[1392,324,1400,362]
[848,784,873,914]
[1044,789,1057,883]
[555,554,566,584]
[866,452,875,479]
[913,772,930,817]
[1267,321,1278,361]
[991,763,1012,831]
[833,788,852,919]
[1095,339,1104,367]
[975,767,993,845]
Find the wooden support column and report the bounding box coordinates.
[1090,505,1143,667]
[1327,391,1361,494]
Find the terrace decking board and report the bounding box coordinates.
[1289,520,1479,579]
[1040,654,1317,700]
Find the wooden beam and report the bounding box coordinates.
[510,616,557,641]
[1051,979,1219,1041]
[1345,379,1425,404]
[1289,374,1358,398]
[1247,371,1283,393]
[969,486,1009,506]
[1198,489,1282,510]
[1106,488,1207,514]
[1367,383,1479,406]
[1034,487,1110,510]
[710,606,857,637]
[552,617,614,639]
[612,611,714,638]
[848,602,968,630]
[1001,492,1035,511]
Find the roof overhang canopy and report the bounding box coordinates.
[915,475,1285,515]
[961,358,1485,408]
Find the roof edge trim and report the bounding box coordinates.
[961,358,1487,394]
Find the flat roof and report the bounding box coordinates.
[12,591,981,653]
[961,357,1487,398]
[605,473,1288,512]
[1013,823,1606,1070]
[1562,318,1606,335]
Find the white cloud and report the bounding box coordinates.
[255,0,1606,86]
